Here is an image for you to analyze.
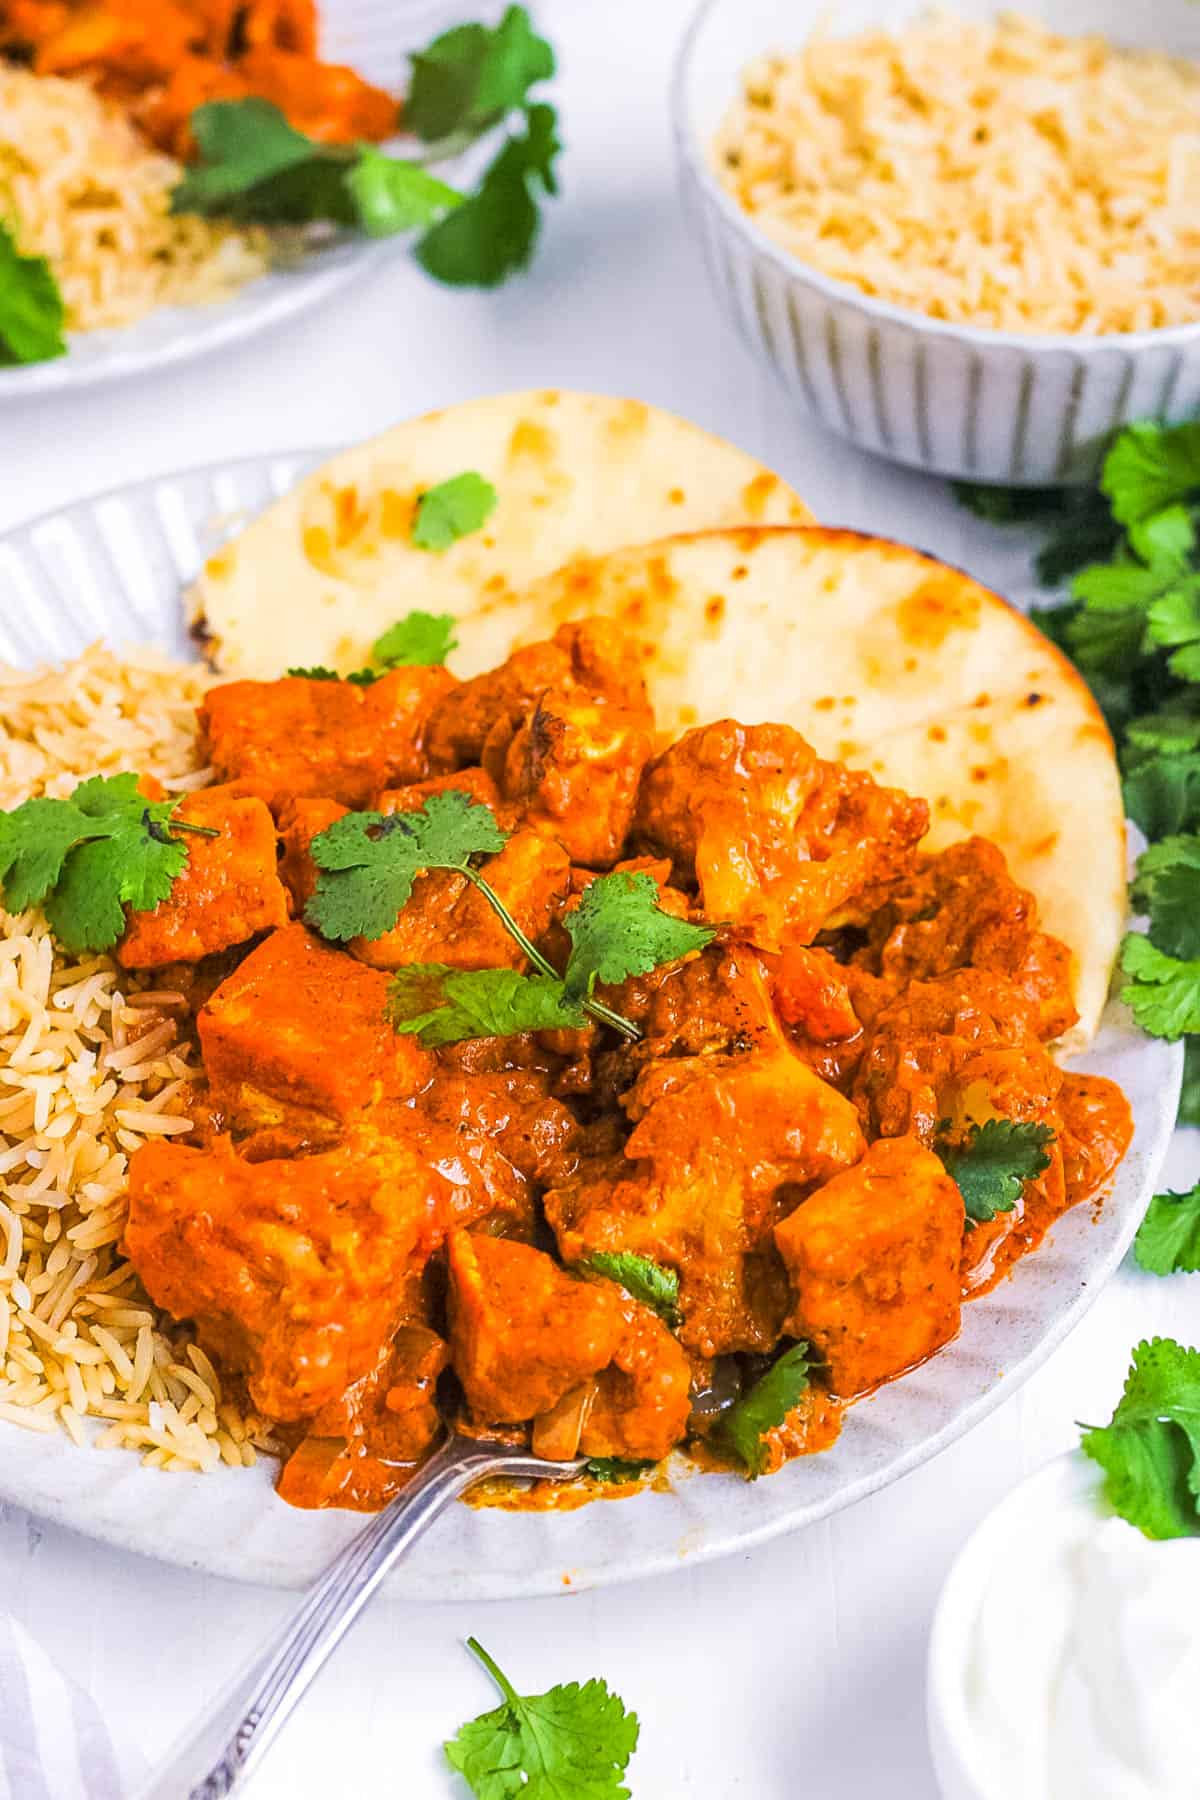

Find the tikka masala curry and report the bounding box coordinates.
[113,617,1132,1510]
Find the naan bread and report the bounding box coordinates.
[190,391,810,678]
[462,526,1124,1047]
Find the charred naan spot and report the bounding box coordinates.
[678,704,698,726]
[904,657,918,672]
[1025,692,1044,707]
[731,563,748,581]
[814,696,836,712]
[379,490,412,539]
[668,487,685,505]
[741,472,778,519]
[1031,832,1059,856]
[606,399,649,440]
[973,693,991,707]
[970,765,991,784]
[508,420,557,464]
[302,525,333,572]
[927,724,947,743]
[483,574,507,594]
[893,578,981,649]
[204,551,233,582]
[705,595,726,627]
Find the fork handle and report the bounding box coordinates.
[136,1437,549,1800]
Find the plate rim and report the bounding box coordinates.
[0,456,1182,1599]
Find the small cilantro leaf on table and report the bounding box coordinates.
[580,1251,681,1327]
[387,964,584,1045]
[445,1636,639,1800]
[1120,934,1200,1040]
[1080,1337,1200,1540]
[0,223,66,367]
[411,474,498,552]
[305,790,508,943]
[937,1118,1054,1225]
[416,101,561,288]
[714,1343,812,1479]
[0,772,205,954]
[562,872,714,1003]
[372,610,458,666]
[1135,1184,1200,1276]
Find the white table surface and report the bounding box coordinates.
[1,4,1197,1794]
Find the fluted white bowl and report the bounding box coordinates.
[672,0,1200,485]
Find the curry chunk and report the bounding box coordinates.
[854,838,1078,1043]
[276,795,347,913]
[447,1232,625,1424]
[580,1305,692,1465]
[425,619,650,772]
[491,690,654,868]
[199,922,430,1145]
[350,828,570,973]
[547,1043,865,1358]
[774,1136,964,1398]
[127,1135,451,1421]
[200,665,456,812]
[118,784,288,970]
[634,720,928,951]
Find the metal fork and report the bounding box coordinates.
[136,1435,585,1799]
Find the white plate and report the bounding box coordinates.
[0,457,1182,1599]
[0,0,460,398]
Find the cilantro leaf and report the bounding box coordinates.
[444,1636,639,1800]
[1119,932,1200,1039]
[416,101,561,288]
[1123,748,1200,840]
[172,100,359,224]
[562,872,714,1003]
[1102,422,1200,529]
[0,222,66,367]
[1135,1185,1200,1276]
[1181,1040,1200,1129]
[371,610,458,666]
[585,1458,654,1485]
[580,1251,680,1327]
[937,1118,1054,1224]
[286,665,340,681]
[1131,835,1200,960]
[0,774,193,953]
[1081,1337,1200,1539]
[343,148,462,238]
[386,963,584,1045]
[714,1343,812,1479]
[410,473,498,552]
[305,790,508,942]
[406,5,555,142]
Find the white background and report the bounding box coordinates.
[1,2,1198,1794]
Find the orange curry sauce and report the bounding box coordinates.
[110,618,1132,1511]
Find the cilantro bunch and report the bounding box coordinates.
[173,6,560,288]
[1081,1337,1200,1540]
[957,420,1200,1130]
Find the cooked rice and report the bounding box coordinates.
[0,66,271,333]
[713,10,1200,335]
[0,646,277,1473]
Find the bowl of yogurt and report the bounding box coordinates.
[927,1449,1200,1800]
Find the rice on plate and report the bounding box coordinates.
[0,647,277,1472]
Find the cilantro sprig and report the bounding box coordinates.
[445,1637,639,1800]
[585,1457,654,1485]
[581,1252,680,1327]
[172,7,560,288]
[714,1343,812,1479]
[1081,1337,1200,1540]
[936,1118,1055,1225]
[286,609,459,684]
[305,796,713,1044]
[1135,1183,1200,1276]
[411,474,497,552]
[0,773,216,953]
[0,222,66,368]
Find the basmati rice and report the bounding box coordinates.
[713,11,1200,335]
[0,66,270,333]
[0,646,278,1473]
